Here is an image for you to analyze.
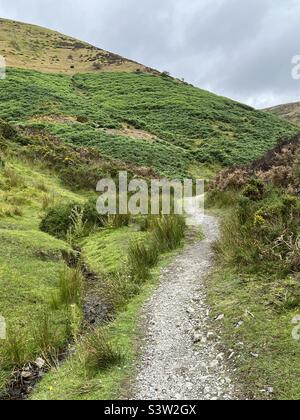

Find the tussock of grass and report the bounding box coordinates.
[82,329,124,375]
[128,238,159,282]
[1,68,298,178]
[54,267,84,307]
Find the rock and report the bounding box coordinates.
[215,314,225,321]
[35,357,45,369]
[21,371,33,380]
[193,334,202,344]
[236,321,244,329]
[250,352,259,358]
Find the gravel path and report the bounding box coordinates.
[133,214,238,400]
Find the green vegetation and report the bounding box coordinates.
[0,154,85,394]
[207,146,300,400]
[0,68,298,178]
[31,247,182,400]
[0,120,187,399]
[0,18,146,74]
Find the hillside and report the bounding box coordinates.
[265,102,300,126]
[1,17,300,401]
[0,18,299,178]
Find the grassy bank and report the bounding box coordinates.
[0,156,86,395]
[206,177,300,399]
[31,216,187,400]
[31,248,180,400]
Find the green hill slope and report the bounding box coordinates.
[0,67,298,177]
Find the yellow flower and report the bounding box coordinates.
[254,214,265,226]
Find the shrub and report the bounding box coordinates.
[40,202,80,239]
[242,178,265,201]
[82,197,106,228]
[40,198,105,239]
[0,120,17,140]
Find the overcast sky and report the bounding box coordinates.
[1,0,300,108]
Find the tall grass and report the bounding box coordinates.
[34,310,60,354]
[151,215,186,252]
[0,329,27,368]
[3,167,25,189]
[128,215,185,282]
[52,267,84,307]
[82,328,123,374]
[128,238,159,282]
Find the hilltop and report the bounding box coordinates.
[0,18,150,74]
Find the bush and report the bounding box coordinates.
[40,198,105,239]
[40,202,80,239]
[0,120,17,140]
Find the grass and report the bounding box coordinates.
[0,155,86,392]
[31,247,182,400]
[0,68,298,178]
[206,185,300,400]
[82,329,124,374]
[30,213,186,400]
[55,267,84,307]
[0,18,145,75]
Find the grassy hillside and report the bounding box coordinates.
[266,102,300,126]
[0,68,298,177]
[0,18,149,74]
[207,136,300,399]
[0,121,187,399]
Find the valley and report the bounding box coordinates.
[1,17,300,401]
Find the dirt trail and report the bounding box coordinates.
[133,211,238,400]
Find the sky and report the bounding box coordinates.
[0,0,300,108]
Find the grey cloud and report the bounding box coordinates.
[0,0,300,107]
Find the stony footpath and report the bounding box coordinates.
[133,215,239,400]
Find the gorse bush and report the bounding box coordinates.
[216,182,300,278]
[40,202,80,239]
